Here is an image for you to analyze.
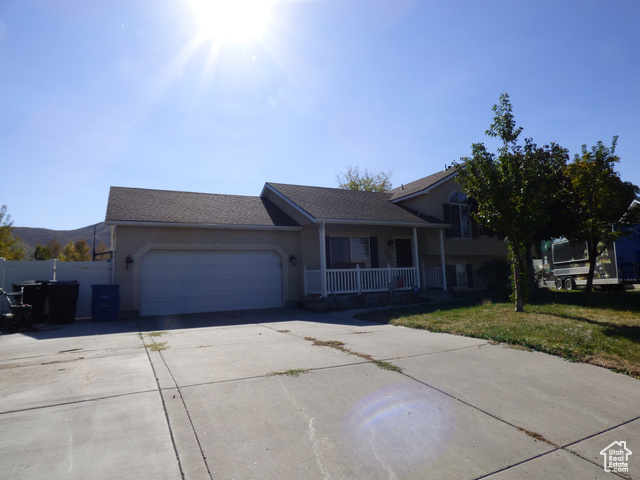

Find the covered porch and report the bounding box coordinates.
[303,223,448,297]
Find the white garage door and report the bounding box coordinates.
[140,250,283,316]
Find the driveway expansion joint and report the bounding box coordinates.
[140,327,213,480]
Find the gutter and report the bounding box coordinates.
[313,218,448,228]
[104,220,302,231]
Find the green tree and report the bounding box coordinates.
[33,238,63,260]
[0,205,26,260]
[336,165,392,192]
[94,241,111,261]
[59,239,91,262]
[455,94,569,312]
[47,239,62,259]
[33,245,51,260]
[565,137,639,294]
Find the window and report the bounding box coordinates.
[329,237,371,268]
[445,192,472,238]
[446,264,474,289]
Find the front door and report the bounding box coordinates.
[395,238,413,268]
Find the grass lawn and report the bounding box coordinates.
[355,289,640,379]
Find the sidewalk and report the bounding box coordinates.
[1,309,638,479]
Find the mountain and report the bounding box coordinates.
[12,223,111,258]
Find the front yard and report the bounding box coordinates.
[356,289,640,379]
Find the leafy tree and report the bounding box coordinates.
[33,245,51,260]
[565,137,639,294]
[0,205,26,260]
[336,165,392,192]
[33,238,63,260]
[59,239,91,262]
[47,239,62,259]
[94,241,111,261]
[455,94,569,312]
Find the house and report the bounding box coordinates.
[104,167,508,317]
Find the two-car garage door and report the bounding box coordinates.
[139,250,283,316]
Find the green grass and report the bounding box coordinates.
[355,289,640,379]
[141,341,169,351]
[267,368,309,377]
[148,331,168,337]
[304,336,403,373]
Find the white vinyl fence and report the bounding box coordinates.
[0,259,113,319]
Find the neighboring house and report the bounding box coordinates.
[105,167,507,317]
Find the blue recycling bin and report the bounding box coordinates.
[91,284,120,322]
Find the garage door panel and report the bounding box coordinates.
[140,250,283,316]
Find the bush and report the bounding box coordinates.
[477,258,511,291]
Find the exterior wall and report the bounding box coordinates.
[112,225,302,315]
[400,178,509,290]
[397,179,456,219]
[418,231,507,290]
[300,224,430,270]
[302,221,507,291]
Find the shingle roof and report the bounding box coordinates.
[265,183,432,225]
[106,187,299,227]
[389,166,459,201]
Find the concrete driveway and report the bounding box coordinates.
[1,308,638,479]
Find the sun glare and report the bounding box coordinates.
[189,0,271,43]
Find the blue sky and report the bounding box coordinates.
[1,0,639,230]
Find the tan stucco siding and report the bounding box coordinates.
[112,225,301,314]
[301,224,431,270]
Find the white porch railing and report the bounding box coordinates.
[423,266,445,289]
[304,265,419,296]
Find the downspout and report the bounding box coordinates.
[439,228,447,290]
[319,222,327,298]
[110,225,116,284]
[412,227,421,289]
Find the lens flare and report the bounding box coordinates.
[342,382,456,473]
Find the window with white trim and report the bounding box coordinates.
[446,263,474,289]
[448,192,472,238]
[329,237,371,268]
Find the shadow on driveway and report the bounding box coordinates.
[6,308,375,340]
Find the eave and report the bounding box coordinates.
[105,220,302,231]
[391,170,459,203]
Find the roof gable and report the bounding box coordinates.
[264,183,433,226]
[106,187,299,228]
[389,166,458,201]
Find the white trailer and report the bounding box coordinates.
[541,232,640,290]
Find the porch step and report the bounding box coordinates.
[301,290,444,313]
[425,289,454,303]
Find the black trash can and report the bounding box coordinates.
[91,284,120,322]
[46,280,80,324]
[13,280,47,323]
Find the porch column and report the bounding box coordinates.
[319,222,327,298]
[439,228,447,291]
[412,227,421,288]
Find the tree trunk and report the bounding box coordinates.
[509,240,525,312]
[585,240,597,296]
[513,260,524,312]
